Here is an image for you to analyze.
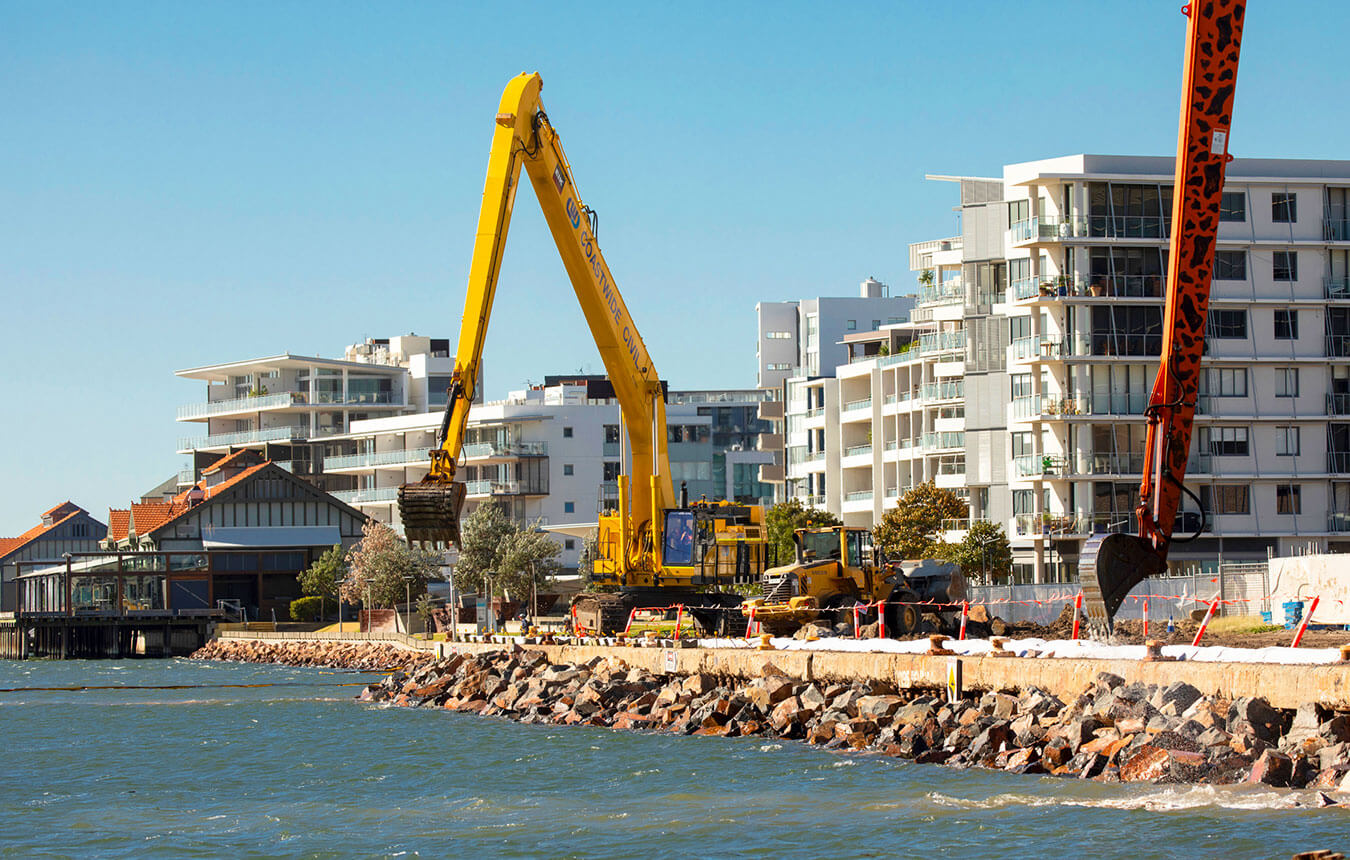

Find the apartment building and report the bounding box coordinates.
[175,334,463,492]
[325,376,774,570]
[784,153,1350,583]
[755,279,916,493]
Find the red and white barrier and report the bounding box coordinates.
[673,604,685,641]
[1290,596,1320,648]
[958,600,969,641]
[1191,594,1220,647]
[1071,592,1083,640]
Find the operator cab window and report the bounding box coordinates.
[800,531,841,562]
[663,510,695,566]
[844,530,872,567]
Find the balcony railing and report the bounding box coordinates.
[919,431,964,450]
[919,331,966,354]
[178,425,308,451]
[1325,277,1350,299]
[1086,452,1146,474]
[1324,213,1350,241]
[1011,336,1064,360]
[465,479,548,496]
[462,440,549,458]
[1330,452,1350,474]
[843,490,874,502]
[843,444,873,458]
[332,487,400,504]
[806,495,826,507]
[178,392,296,420]
[920,381,963,400]
[843,398,873,412]
[1330,512,1350,532]
[177,469,195,486]
[1328,334,1350,358]
[918,280,964,305]
[324,447,433,470]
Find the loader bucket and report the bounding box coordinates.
[397,481,467,549]
[1078,532,1168,635]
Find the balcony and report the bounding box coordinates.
[1330,452,1350,474]
[758,400,784,421]
[177,469,195,486]
[805,495,826,507]
[464,480,546,497]
[1330,512,1350,532]
[1329,334,1350,358]
[843,398,873,412]
[1324,214,1350,242]
[918,279,964,306]
[1329,394,1350,416]
[920,381,963,401]
[462,441,549,459]
[1010,336,1064,361]
[1009,216,1070,244]
[178,426,308,452]
[1013,454,1067,477]
[1325,277,1350,300]
[919,331,966,355]
[843,444,872,458]
[332,487,400,504]
[919,431,964,451]
[324,447,433,471]
[843,490,874,503]
[178,392,297,421]
[1086,452,1146,474]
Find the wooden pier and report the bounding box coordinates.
[0,615,211,659]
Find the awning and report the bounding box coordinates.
[201,526,342,549]
[541,522,599,539]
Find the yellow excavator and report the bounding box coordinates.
[399,73,768,633]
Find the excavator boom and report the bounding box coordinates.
[1080,0,1245,631]
[400,74,671,549]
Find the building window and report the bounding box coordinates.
[563,464,574,476]
[564,539,576,550]
[1274,309,1298,340]
[1276,426,1301,456]
[1273,251,1298,282]
[563,427,573,438]
[765,330,792,339]
[564,501,575,514]
[603,462,620,481]
[1205,368,1247,397]
[1213,250,1247,280]
[1219,191,1246,222]
[1203,426,1249,456]
[871,320,881,330]
[1272,192,1297,223]
[766,362,792,371]
[846,320,857,331]
[1275,368,1299,397]
[604,424,620,444]
[1207,485,1250,515]
[1206,309,1247,339]
[1277,484,1302,514]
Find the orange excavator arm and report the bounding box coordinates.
[1081,0,1246,631]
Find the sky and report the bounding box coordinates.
[2,0,1347,535]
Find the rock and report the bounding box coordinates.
[990,617,1009,636]
[1120,746,1169,782]
[683,673,718,696]
[1321,715,1350,745]
[793,622,834,640]
[856,695,904,720]
[1320,742,1350,771]
[1247,749,1293,787]
[967,604,990,624]
[1283,703,1324,749]
[799,685,828,710]
[969,724,1013,760]
[1149,681,1203,717]
[1228,697,1282,743]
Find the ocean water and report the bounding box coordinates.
[0,659,1346,859]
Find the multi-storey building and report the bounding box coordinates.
[325,376,773,571]
[784,153,1350,583]
[755,279,916,495]
[175,334,463,492]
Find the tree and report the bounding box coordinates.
[454,501,561,601]
[873,481,967,560]
[943,520,1013,584]
[342,520,440,608]
[765,499,841,566]
[576,529,613,591]
[297,544,346,621]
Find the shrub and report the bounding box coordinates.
[289,595,327,622]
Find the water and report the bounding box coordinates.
[1,659,1345,859]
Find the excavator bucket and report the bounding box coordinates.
[397,481,467,549]
[1078,532,1169,636]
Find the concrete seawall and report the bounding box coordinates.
[214,631,1350,710]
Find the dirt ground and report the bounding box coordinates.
[999,605,1350,650]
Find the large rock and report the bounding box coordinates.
[1247,749,1293,787]
[1228,697,1282,743]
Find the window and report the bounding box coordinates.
[846,320,857,331]
[1274,251,1298,282]
[1205,368,1247,397]
[765,330,792,339]
[603,461,620,481]
[562,464,574,476]
[1207,485,1250,515]
[1272,192,1297,223]
[1219,191,1246,222]
[1277,484,1302,514]
[1213,250,1247,280]
[1275,368,1299,397]
[766,362,792,371]
[1203,426,1249,456]
[871,320,881,330]
[563,501,575,514]
[564,539,576,551]
[563,427,573,438]
[1010,374,1033,399]
[1274,309,1298,340]
[1207,309,1247,339]
[1276,426,1301,456]
[1008,199,1029,224]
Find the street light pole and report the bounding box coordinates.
[403,574,413,634]
[335,578,345,632]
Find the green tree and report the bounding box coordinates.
[576,529,613,591]
[454,501,561,601]
[297,544,346,621]
[873,481,967,560]
[765,499,841,566]
[942,520,1013,584]
[342,520,440,608]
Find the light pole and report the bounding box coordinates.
[974,533,999,586]
[335,578,346,632]
[403,574,414,634]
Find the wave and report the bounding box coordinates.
[924,785,1346,812]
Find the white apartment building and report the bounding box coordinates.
[784,153,1350,583]
[175,334,461,492]
[755,279,916,491]
[326,377,774,570]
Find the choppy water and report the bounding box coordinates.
[1,659,1346,859]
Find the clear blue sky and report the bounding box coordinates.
[2,1,1344,534]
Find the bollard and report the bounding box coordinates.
[1191,596,1220,647]
[1339,644,1350,663]
[959,601,969,641]
[1142,598,1149,638]
[1071,592,1083,640]
[852,604,862,638]
[1290,596,1321,648]
[1143,639,1175,662]
[757,633,775,651]
[876,601,886,639]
